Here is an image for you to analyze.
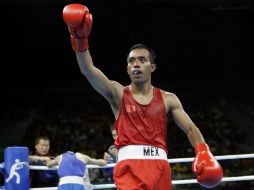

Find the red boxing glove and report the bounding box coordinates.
[62,4,92,52]
[192,143,223,188]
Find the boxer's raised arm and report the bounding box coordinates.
[63,4,123,104]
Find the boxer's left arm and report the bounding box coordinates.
[163,92,223,188]
[46,155,60,167]
[76,153,107,166]
[87,157,107,166]
[163,92,204,147]
[103,152,113,162]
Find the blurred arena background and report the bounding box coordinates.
[0,0,254,189]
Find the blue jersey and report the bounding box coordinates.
[58,152,85,177]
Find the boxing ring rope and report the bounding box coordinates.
[26,153,254,171]
[28,173,254,190]
[1,153,254,189]
[24,153,254,190]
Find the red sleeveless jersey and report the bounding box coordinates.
[115,86,168,152]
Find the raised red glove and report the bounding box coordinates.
[192,143,223,188]
[62,4,92,52]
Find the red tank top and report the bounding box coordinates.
[115,86,168,152]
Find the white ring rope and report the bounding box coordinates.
[91,175,254,189]
[1,153,254,190]
[29,175,254,190]
[1,153,254,170]
[169,153,254,163]
[26,153,254,170]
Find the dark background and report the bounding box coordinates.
[0,0,253,90]
[0,0,253,149]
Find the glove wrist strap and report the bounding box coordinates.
[195,143,209,154]
[70,35,89,52]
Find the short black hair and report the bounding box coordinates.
[128,44,156,64]
[35,136,50,145]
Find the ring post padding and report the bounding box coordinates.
[4,147,30,190]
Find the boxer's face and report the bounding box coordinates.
[127,48,156,83]
[35,139,50,156]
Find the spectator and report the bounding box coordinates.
[104,124,118,163]
[102,124,118,183]
[29,136,59,188]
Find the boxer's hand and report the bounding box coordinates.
[192,143,223,188]
[103,152,113,162]
[62,4,92,52]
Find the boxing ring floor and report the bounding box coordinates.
[22,153,254,190]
